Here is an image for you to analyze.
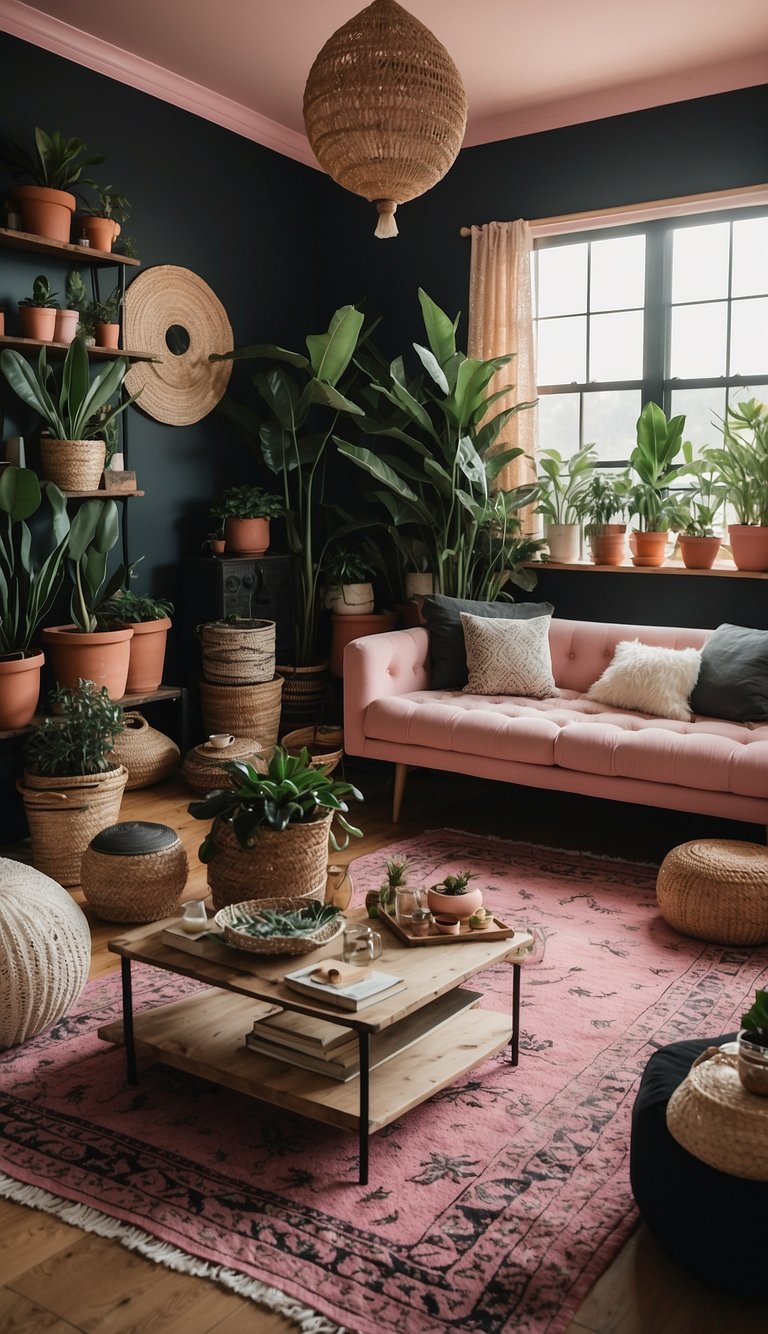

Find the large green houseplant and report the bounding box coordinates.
[703,398,768,570]
[626,402,688,567]
[1,125,104,243]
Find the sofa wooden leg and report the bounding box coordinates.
[393,763,408,823]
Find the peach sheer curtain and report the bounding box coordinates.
[467,220,537,527]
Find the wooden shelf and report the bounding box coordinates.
[0,334,159,363]
[60,489,145,499]
[0,226,140,266]
[528,559,768,580]
[0,686,185,742]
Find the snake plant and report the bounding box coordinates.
[0,337,137,442]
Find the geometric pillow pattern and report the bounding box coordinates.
[461,612,559,698]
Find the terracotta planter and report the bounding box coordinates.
[12,185,76,243]
[18,764,128,886]
[95,322,120,350]
[426,886,484,920]
[79,216,120,253]
[40,625,134,699]
[728,524,768,572]
[224,515,271,556]
[210,539,225,555]
[678,535,721,570]
[53,308,80,345]
[545,522,582,563]
[630,529,669,568]
[0,651,44,729]
[587,524,627,566]
[39,438,105,491]
[330,611,397,677]
[326,582,375,615]
[123,617,171,693]
[19,305,57,342]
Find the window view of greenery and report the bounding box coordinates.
[533,211,768,465]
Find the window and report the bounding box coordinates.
[533,209,768,463]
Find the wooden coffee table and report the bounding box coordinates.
[101,910,532,1184]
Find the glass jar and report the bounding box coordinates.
[395,884,424,925]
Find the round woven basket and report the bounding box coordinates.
[656,839,768,945]
[198,619,276,685]
[182,737,266,794]
[281,725,344,775]
[39,438,106,491]
[666,1047,768,1181]
[206,812,332,910]
[276,662,329,733]
[18,765,128,887]
[198,674,282,752]
[110,712,180,790]
[80,821,189,923]
[214,896,344,956]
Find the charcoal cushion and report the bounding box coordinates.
[691,623,768,721]
[422,594,554,690]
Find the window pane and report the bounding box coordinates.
[669,302,728,378]
[537,315,587,385]
[730,297,768,376]
[669,387,726,452]
[590,235,645,312]
[537,244,587,317]
[582,390,641,462]
[671,222,730,303]
[732,217,768,298]
[589,311,644,381]
[536,393,580,457]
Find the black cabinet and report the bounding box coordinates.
[181,555,295,675]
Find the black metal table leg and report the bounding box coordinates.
[358,1031,370,1185]
[510,962,521,1066]
[121,956,138,1084]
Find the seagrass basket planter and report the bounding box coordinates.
[206,811,333,911]
[39,438,106,491]
[198,619,276,685]
[80,821,188,923]
[182,737,266,794]
[110,712,180,790]
[198,674,282,754]
[17,765,129,887]
[281,725,344,776]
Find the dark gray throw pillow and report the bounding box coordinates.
[422,594,555,689]
[690,623,768,722]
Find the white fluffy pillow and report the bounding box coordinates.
[461,612,559,698]
[586,640,702,721]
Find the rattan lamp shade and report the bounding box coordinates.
[303,0,467,238]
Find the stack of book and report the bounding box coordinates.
[245,1010,360,1081]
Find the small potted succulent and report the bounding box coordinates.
[78,186,130,253]
[737,988,768,1097]
[90,287,123,349]
[18,273,59,342]
[427,870,483,920]
[211,483,284,557]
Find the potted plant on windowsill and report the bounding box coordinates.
[18,274,59,343]
[582,471,631,566]
[0,466,70,728]
[703,398,768,571]
[626,402,688,567]
[77,186,130,254]
[211,483,284,556]
[536,444,597,563]
[98,586,174,693]
[0,126,104,243]
[675,450,726,570]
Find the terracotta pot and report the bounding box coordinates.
[587,524,627,567]
[426,886,484,920]
[40,625,134,699]
[545,522,582,563]
[123,617,171,693]
[39,438,105,491]
[630,529,669,568]
[95,322,120,350]
[12,185,76,243]
[678,535,721,570]
[53,308,80,345]
[330,611,397,677]
[19,305,57,342]
[224,515,271,556]
[728,524,768,572]
[0,651,44,729]
[210,539,226,555]
[79,216,120,253]
[326,582,375,615]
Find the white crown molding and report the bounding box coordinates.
[0,0,319,168]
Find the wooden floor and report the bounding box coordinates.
[2,761,767,1334]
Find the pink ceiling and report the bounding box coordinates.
[1,0,767,165]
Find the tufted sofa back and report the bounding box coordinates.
[549,618,712,693]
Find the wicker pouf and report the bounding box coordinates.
[0,857,91,1049]
[80,822,188,923]
[182,737,266,795]
[656,839,768,945]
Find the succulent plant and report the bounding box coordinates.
[431,870,477,895]
[378,856,409,913]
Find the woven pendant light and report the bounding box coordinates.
[303,0,468,238]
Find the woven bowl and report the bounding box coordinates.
[214,896,345,956]
[280,725,344,775]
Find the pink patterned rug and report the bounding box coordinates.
[2,831,767,1334]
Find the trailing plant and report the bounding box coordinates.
[113,234,138,260]
[741,988,768,1047]
[0,126,104,192]
[65,499,127,632]
[536,445,597,525]
[189,744,363,861]
[211,483,284,520]
[80,186,130,223]
[24,678,124,776]
[19,274,59,309]
[0,337,137,441]
[430,870,478,895]
[0,466,70,656]
[627,402,687,531]
[702,398,768,526]
[222,900,342,940]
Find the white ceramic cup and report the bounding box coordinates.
[208,733,235,749]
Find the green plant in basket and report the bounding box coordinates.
[25,678,124,777]
[224,901,342,939]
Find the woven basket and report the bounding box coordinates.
[39,438,106,491]
[110,712,180,790]
[182,737,266,794]
[198,619,276,685]
[198,673,282,751]
[276,662,329,733]
[206,811,332,910]
[18,765,128,887]
[281,725,344,775]
[80,822,188,923]
[666,1047,768,1181]
[214,897,344,956]
[656,839,768,945]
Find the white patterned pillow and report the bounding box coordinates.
[586,640,702,721]
[460,612,559,698]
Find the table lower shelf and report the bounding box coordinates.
[99,986,513,1133]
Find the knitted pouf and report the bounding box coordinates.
[0,857,91,1049]
[656,839,768,945]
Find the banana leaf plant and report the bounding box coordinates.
[627,401,688,532]
[334,289,544,599]
[0,466,70,657]
[0,337,137,442]
[66,499,127,633]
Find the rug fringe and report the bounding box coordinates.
[0,1173,347,1334]
[425,827,659,868]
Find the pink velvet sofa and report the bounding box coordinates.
[343,618,768,829]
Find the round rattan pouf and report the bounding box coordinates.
[80,822,188,924]
[656,839,768,945]
[0,857,91,1049]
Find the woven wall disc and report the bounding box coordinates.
[124,265,233,425]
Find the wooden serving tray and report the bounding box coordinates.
[383,913,521,948]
